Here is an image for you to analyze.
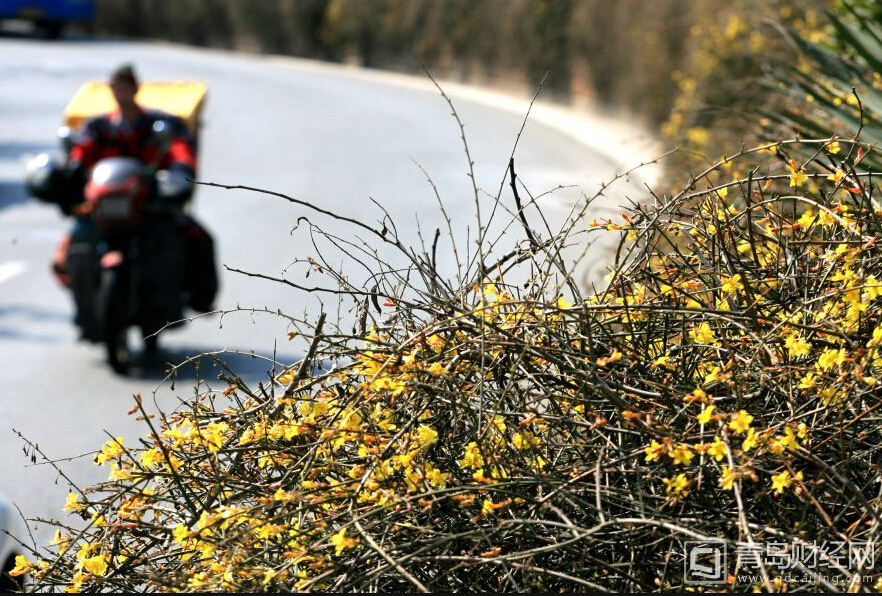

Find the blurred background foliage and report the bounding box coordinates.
[96,0,696,124]
[763,0,882,172]
[96,1,882,175]
[90,1,805,123]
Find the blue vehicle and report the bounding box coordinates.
[0,0,94,38]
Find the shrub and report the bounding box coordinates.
[10,117,882,591]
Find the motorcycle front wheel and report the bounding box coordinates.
[100,268,131,375]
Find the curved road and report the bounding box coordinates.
[0,35,651,543]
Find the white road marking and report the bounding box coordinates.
[0,261,27,285]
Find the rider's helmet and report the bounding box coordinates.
[24,153,64,203]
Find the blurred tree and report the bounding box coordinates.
[93,0,808,131]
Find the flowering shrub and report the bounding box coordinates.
[12,135,882,592]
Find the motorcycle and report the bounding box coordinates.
[27,122,199,373]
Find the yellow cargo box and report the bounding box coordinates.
[64,81,207,134]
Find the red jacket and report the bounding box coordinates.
[69,106,197,172]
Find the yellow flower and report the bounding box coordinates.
[254,524,285,540]
[512,431,540,451]
[329,527,359,556]
[139,448,165,469]
[491,415,507,434]
[370,376,408,397]
[684,388,708,404]
[690,322,717,345]
[64,491,87,512]
[797,372,818,389]
[75,542,99,562]
[826,141,841,154]
[108,463,134,481]
[263,569,280,586]
[831,266,857,285]
[415,425,438,449]
[272,487,297,503]
[426,362,447,376]
[703,365,725,385]
[9,555,33,577]
[164,454,182,472]
[719,465,738,490]
[798,209,817,228]
[395,450,417,470]
[788,159,808,187]
[771,470,802,495]
[66,571,86,593]
[721,274,743,294]
[90,511,106,527]
[557,296,574,309]
[596,349,624,366]
[728,410,754,435]
[94,436,125,466]
[459,442,485,469]
[869,325,882,348]
[827,168,845,184]
[425,464,449,488]
[784,333,812,359]
[817,347,846,371]
[81,554,108,576]
[644,439,666,463]
[161,423,194,448]
[759,141,779,154]
[662,473,690,498]
[783,426,801,448]
[687,127,709,146]
[742,428,760,452]
[821,385,844,406]
[815,210,837,229]
[201,422,230,453]
[653,354,672,368]
[52,530,72,555]
[865,275,882,301]
[173,524,190,544]
[707,437,728,461]
[668,444,694,466]
[697,405,716,425]
[481,497,512,516]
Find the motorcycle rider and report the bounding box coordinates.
[49,64,217,338]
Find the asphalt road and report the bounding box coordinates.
[0,34,653,545]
